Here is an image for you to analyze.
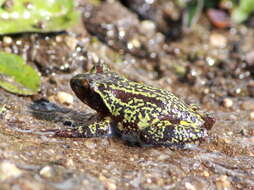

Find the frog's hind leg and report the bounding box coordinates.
[139,121,207,147]
[54,117,114,138]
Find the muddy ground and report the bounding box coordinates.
[0,1,254,190]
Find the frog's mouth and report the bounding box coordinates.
[70,74,110,115]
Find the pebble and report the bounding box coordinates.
[64,36,78,51]
[66,159,74,167]
[245,51,254,64]
[185,182,196,190]
[85,140,97,149]
[55,36,63,43]
[223,98,233,108]
[209,33,227,48]
[140,20,156,34]
[39,165,55,178]
[203,170,210,177]
[250,112,254,120]
[56,91,74,105]
[0,161,23,181]
[99,175,116,190]
[106,181,117,190]
[129,39,141,49]
[3,36,13,45]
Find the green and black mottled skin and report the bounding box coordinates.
[58,63,215,147]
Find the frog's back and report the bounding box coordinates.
[92,72,204,128]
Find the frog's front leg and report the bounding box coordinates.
[139,121,207,146]
[54,117,114,138]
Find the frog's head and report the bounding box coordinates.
[70,73,110,115]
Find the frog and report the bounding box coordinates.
[56,63,215,147]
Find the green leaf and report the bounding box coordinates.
[232,0,254,23]
[183,0,204,28]
[0,52,41,95]
[0,0,79,34]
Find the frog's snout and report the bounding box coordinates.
[70,74,87,89]
[202,115,216,130]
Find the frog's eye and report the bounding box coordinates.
[82,80,89,89]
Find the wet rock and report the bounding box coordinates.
[0,161,22,181]
[29,34,85,76]
[207,9,230,29]
[121,0,182,38]
[83,1,162,60]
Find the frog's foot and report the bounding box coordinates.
[139,121,207,147]
[53,118,114,138]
